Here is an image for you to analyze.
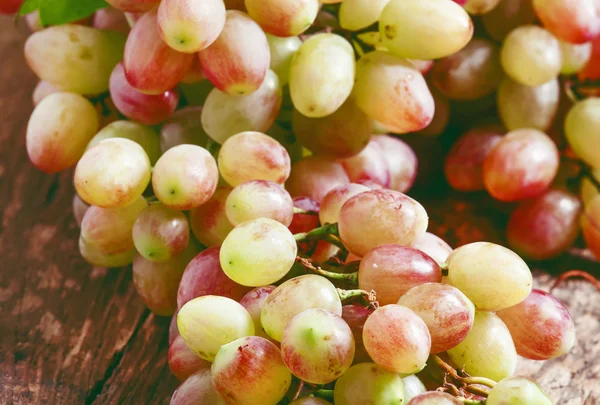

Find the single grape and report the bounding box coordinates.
[177,247,250,309]
[225,180,294,226]
[152,145,219,210]
[339,0,390,31]
[170,369,226,405]
[87,120,161,165]
[160,107,209,153]
[340,140,391,188]
[410,232,452,266]
[447,311,517,381]
[359,245,442,306]
[218,131,291,186]
[500,25,561,86]
[398,283,475,353]
[402,375,426,403]
[372,135,418,193]
[123,9,193,94]
[261,275,342,342]
[286,156,350,202]
[407,392,462,405]
[319,184,370,225]
[444,125,504,192]
[483,128,559,202]
[292,97,372,159]
[245,0,319,36]
[158,0,225,53]
[72,194,90,228]
[417,88,451,137]
[32,81,60,106]
[24,25,125,94]
[333,362,405,405]
[199,10,269,94]
[78,236,136,268]
[363,305,431,374]
[533,0,600,44]
[446,242,532,311]
[507,190,582,260]
[240,286,276,340]
[497,77,559,132]
[201,70,282,143]
[338,189,429,257]
[26,92,98,173]
[93,7,131,35]
[463,0,501,14]
[431,38,503,101]
[482,0,536,41]
[379,0,473,60]
[106,0,159,12]
[189,187,234,247]
[109,63,179,126]
[579,36,600,80]
[75,138,151,208]
[341,304,372,364]
[581,168,600,205]
[212,336,292,405]
[290,398,332,405]
[220,218,298,287]
[582,195,600,258]
[133,243,197,316]
[132,204,189,262]
[487,377,552,405]
[282,308,355,384]
[498,289,576,360]
[565,98,600,169]
[353,51,434,134]
[560,40,593,75]
[177,295,254,361]
[289,33,355,118]
[267,34,301,85]
[168,335,211,381]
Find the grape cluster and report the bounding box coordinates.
[4,0,597,402]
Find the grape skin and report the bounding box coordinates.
[226,180,294,226]
[189,187,235,248]
[286,156,350,202]
[244,0,319,37]
[581,195,600,259]
[239,286,276,340]
[372,135,418,193]
[407,392,463,405]
[482,0,536,41]
[340,140,392,188]
[160,107,209,153]
[319,183,370,226]
[333,362,405,405]
[486,377,552,405]
[167,335,211,382]
[267,34,302,86]
[565,98,600,170]
[410,232,452,266]
[533,0,600,44]
[169,369,226,405]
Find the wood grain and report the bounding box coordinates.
[0,15,598,405]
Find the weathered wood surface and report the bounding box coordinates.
[0,16,599,405]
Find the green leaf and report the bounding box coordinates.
[19,0,109,26]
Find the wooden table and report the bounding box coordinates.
[0,16,599,405]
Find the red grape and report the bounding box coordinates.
[286,156,350,202]
[168,335,211,381]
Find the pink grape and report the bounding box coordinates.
[402,375,426,403]
[407,392,462,405]
[372,135,418,193]
[289,197,320,235]
[290,399,332,405]
[123,9,193,94]
[226,180,294,226]
[498,289,576,360]
[132,204,190,262]
[398,283,475,353]
[93,7,131,35]
[319,183,370,225]
[533,0,600,44]
[189,187,234,247]
[160,107,209,153]
[245,0,319,37]
[109,63,179,125]
[333,362,405,405]
[286,156,350,202]
[168,335,211,381]
[199,10,270,95]
[410,232,452,266]
[341,304,372,364]
[362,304,431,374]
[507,190,582,260]
[340,139,391,188]
[106,0,159,12]
[177,247,250,309]
[152,145,219,210]
[158,0,226,53]
[212,336,292,405]
[582,196,600,258]
[281,308,355,384]
[218,131,291,186]
[73,194,90,228]
[170,369,226,405]
[359,244,442,306]
[444,125,504,192]
[338,189,429,257]
[483,128,559,202]
[239,286,276,340]
[78,237,135,268]
[32,81,60,106]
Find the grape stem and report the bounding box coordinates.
[337,288,377,305]
[296,256,359,284]
[294,222,340,241]
[292,380,304,401]
[462,377,497,389]
[441,262,449,277]
[313,389,334,400]
[456,398,485,405]
[550,270,600,292]
[431,354,496,399]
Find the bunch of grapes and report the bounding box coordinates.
[3,0,598,402]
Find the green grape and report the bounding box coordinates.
[447,311,517,381]
[201,70,282,143]
[500,25,561,86]
[559,40,592,75]
[24,25,125,94]
[26,92,99,173]
[486,377,552,405]
[289,33,355,118]
[339,0,391,31]
[87,121,161,165]
[267,34,302,85]
[446,242,532,311]
[497,77,559,131]
[261,275,342,342]
[379,0,473,60]
[333,362,405,405]
[81,196,148,255]
[581,168,600,205]
[565,98,600,169]
[79,236,136,268]
[75,138,151,208]
[464,0,501,14]
[402,375,426,403]
[219,218,297,287]
[177,295,254,361]
[225,180,294,226]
